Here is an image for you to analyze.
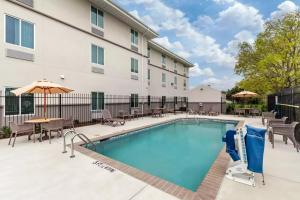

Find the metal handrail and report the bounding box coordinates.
[62,130,76,153]
[70,133,97,158]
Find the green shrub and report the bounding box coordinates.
[1,126,12,138]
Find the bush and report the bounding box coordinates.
[226,103,267,114]
[1,126,12,138]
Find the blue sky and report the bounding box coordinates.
[114,0,300,90]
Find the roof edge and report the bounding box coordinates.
[148,40,194,67]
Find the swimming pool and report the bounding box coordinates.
[86,119,237,191]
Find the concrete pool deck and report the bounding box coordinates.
[0,114,299,200]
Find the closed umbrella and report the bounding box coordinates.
[11,79,73,118]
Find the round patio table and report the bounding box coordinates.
[25,118,62,142]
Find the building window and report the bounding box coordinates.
[131,58,138,73]
[130,94,139,108]
[161,96,166,108]
[174,96,178,104]
[91,6,104,29]
[147,95,151,106]
[91,44,104,65]
[162,73,166,83]
[5,15,34,49]
[162,55,166,65]
[91,92,104,110]
[5,88,34,116]
[131,29,138,46]
[147,47,150,57]
[174,76,177,86]
[174,61,177,68]
[184,79,187,87]
[147,69,150,80]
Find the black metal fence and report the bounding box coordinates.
[0,93,188,127]
[267,86,300,122]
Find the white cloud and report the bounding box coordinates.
[224,30,255,55]
[271,1,299,19]
[190,63,215,77]
[216,2,264,32]
[129,10,161,31]
[119,0,236,68]
[213,0,236,5]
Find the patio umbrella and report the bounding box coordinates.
[11,79,73,118]
[232,91,258,98]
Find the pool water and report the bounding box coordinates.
[88,119,236,191]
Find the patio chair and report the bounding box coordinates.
[234,108,245,117]
[152,108,162,117]
[187,108,197,115]
[43,119,64,144]
[249,108,261,117]
[64,117,75,131]
[208,107,218,116]
[267,117,288,142]
[8,121,34,147]
[133,108,143,119]
[262,111,276,125]
[102,109,125,127]
[118,110,133,120]
[268,122,299,152]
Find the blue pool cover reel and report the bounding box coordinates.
[245,125,266,174]
[222,130,240,161]
[223,125,266,174]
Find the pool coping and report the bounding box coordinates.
[73,118,244,200]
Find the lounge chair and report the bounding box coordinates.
[262,111,276,125]
[8,121,33,147]
[268,122,299,152]
[152,108,162,117]
[208,107,218,116]
[102,109,125,126]
[43,119,64,144]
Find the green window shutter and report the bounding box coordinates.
[131,58,134,72]
[98,47,104,65]
[135,59,138,73]
[98,92,104,110]
[130,94,134,107]
[91,6,97,26]
[134,31,138,45]
[131,29,135,44]
[135,94,139,107]
[21,93,34,114]
[91,44,97,64]
[148,69,150,80]
[91,92,97,110]
[97,10,104,28]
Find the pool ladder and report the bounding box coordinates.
[62,130,97,158]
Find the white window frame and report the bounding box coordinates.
[3,87,35,117]
[131,57,138,74]
[90,5,104,31]
[4,14,35,50]
[91,44,105,67]
[91,91,105,111]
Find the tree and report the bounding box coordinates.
[235,12,300,95]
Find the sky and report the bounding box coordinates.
[113,0,300,91]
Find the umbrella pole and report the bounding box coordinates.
[44,92,46,119]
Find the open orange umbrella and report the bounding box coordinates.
[11,79,73,118]
[232,91,258,98]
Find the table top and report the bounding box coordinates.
[25,118,62,124]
